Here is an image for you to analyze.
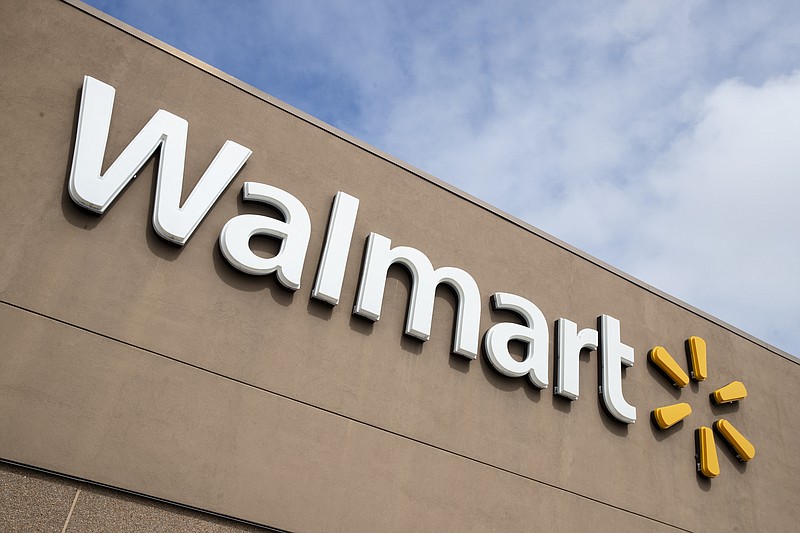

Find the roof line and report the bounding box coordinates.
[61,0,797,364]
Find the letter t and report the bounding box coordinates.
[598,315,637,424]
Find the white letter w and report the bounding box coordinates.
[68,75,252,245]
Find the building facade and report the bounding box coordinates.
[1,1,798,531]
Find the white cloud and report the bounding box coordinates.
[626,73,800,351]
[337,2,800,354]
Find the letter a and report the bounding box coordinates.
[219,182,311,291]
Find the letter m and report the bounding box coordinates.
[353,233,482,359]
[68,75,252,245]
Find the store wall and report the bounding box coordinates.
[1,1,798,531]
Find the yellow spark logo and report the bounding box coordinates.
[649,336,755,478]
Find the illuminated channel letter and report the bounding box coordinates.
[652,402,692,429]
[554,318,599,400]
[69,75,251,245]
[353,233,481,359]
[598,315,637,424]
[686,336,708,381]
[312,192,360,305]
[484,293,549,388]
[649,346,690,388]
[711,381,747,405]
[696,426,720,478]
[714,419,755,461]
[219,182,311,290]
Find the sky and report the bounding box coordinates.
[82,0,800,357]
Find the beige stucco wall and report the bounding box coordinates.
[1,1,797,531]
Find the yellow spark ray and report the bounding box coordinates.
[714,419,756,461]
[696,426,720,478]
[649,346,690,388]
[711,381,747,405]
[687,336,707,381]
[653,402,692,429]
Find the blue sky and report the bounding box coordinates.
[83,0,800,356]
